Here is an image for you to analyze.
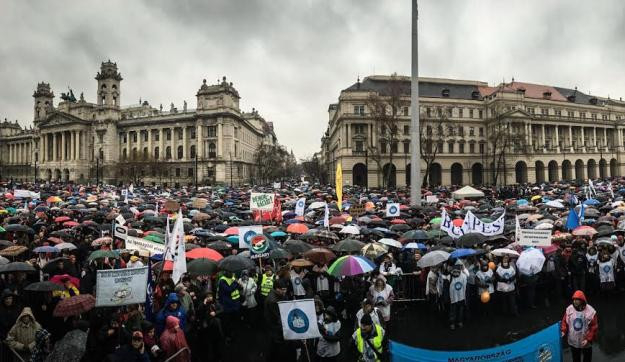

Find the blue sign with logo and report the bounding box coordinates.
[243,230,258,246]
[390,323,561,362]
[287,308,310,334]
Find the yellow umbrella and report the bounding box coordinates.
[531,195,541,201]
[46,196,62,204]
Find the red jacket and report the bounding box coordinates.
[561,291,598,348]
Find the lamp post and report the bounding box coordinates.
[194,153,198,189]
[409,0,421,206]
[34,159,38,184]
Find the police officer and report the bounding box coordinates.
[353,314,385,362]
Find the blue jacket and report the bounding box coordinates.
[155,293,186,335]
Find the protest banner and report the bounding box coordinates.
[426,195,439,203]
[13,190,39,199]
[95,267,149,307]
[250,193,275,211]
[295,198,306,216]
[278,299,321,340]
[440,209,505,238]
[349,203,366,217]
[517,229,552,247]
[114,225,128,240]
[125,236,166,254]
[386,203,400,217]
[239,225,263,249]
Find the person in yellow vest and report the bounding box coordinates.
[52,276,79,299]
[259,266,275,307]
[217,270,242,344]
[353,314,386,362]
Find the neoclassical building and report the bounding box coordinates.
[0,61,278,186]
[320,75,625,187]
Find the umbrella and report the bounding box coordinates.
[224,227,239,235]
[50,274,80,288]
[361,243,388,259]
[456,233,487,247]
[55,216,71,223]
[545,200,565,209]
[0,256,8,265]
[308,201,326,210]
[0,261,36,273]
[53,294,96,317]
[417,250,450,268]
[450,248,477,259]
[5,224,33,233]
[187,258,218,275]
[286,223,309,234]
[572,226,598,237]
[378,238,402,248]
[270,231,287,238]
[55,243,77,251]
[47,237,65,244]
[327,255,376,277]
[206,240,232,252]
[63,221,80,227]
[144,235,164,243]
[316,230,339,240]
[283,239,314,254]
[516,248,546,275]
[331,238,365,253]
[402,230,429,241]
[269,248,291,260]
[186,248,223,261]
[339,225,360,235]
[303,248,336,265]
[47,196,63,204]
[218,255,255,272]
[584,199,600,206]
[33,246,60,253]
[491,248,521,258]
[291,259,314,267]
[88,250,119,262]
[0,245,28,257]
[403,242,427,250]
[25,281,65,292]
[92,237,113,246]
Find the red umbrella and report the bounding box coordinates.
[63,221,80,227]
[224,227,239,236]
[287,223,309,234]
[4,193,14,200]
[53,294,95,317]
[329,216,346,225]
[47,237,64,244]
[92,237,112,246]
[452,219,464,227]
[390,219,406,224]
[186,248,224,261]
[399,205,409,210]
[50,274,80,288]
[55,216,71,223]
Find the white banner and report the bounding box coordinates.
[273,182,281,189]
[517,229,552,247]
[386,203,400,217]
[239,225,263,249]
[95,267,149,307]
[250,193,275,211]
[125,236,166,255]
[295,198,306,217]
[440,209,505,239]
[13,190,39,199]
[115,214,126,226]
[426,195,439,204]
[278,299,321,340]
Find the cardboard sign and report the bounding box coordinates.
[250,193,275,211]
[95,267,149,307]
[125,236,166,255]
[349,203,366,217]
[426,195,439,203]
[517,229,552,247]
[164,200,180,212]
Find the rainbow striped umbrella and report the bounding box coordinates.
[327,255,376,277]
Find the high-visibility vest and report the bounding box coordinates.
[219,276,240,300]
[355,324,383,362]
[261,274,274,296]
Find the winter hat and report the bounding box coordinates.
[360,314,373,326]
[130,256,139,262]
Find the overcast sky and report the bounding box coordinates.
[1,1,624,159]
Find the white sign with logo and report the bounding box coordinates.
[386,203,400,217]
[124,236,166,255]
[426,195,439,204]
[95,267,149,307]
[238,225,263,249]
[278,299,321,340]
[517,229,552,247]
[250,193,275,211]
[295,198,306,217]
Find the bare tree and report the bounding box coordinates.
[420,112,448,186]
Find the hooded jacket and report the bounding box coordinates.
[156,293,186,335]
[561,290,598,348]
[159,316,190,362]
[0,289,21,339]
[5,307,41,352]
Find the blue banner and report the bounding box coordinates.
[391,323,561,362]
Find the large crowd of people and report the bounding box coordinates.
[0,180,621,361]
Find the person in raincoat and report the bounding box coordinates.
[0,289,21,340]
[447,264,467,330]
[352,314,386,362]
[561,290,598,362]
[159,316,190,362]
[367,277,394,323]
[52,276,79,299]
[156,292,187,336]
[5,307,41,354]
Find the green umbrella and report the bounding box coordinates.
[6,207,16,215]
[226,235,239,245]
[429,217,442,225]
[144,235,164,243]
[426,229,446,238]
[88,250,119,261]
[0,226,5,233]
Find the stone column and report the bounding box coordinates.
[137,130,143,159]
[172,128,177,160]
[61,132,66,161]
[541,124,546,152]
[127,131,131,159]
[182,126,188,160]
[528,123,533,148]
[148,129,153,160]
[581,127,586,152]
[217,123,223,157]
[52,133,57,161]
[197,124,204,159]
[159,128,164,159]
[604,128,608,149]
[568,126,573,151]
[593,128,597,151]
[75,131,79,160]
[554,125,560,152]
[618,127,624,151]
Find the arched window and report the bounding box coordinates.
[190,145,196,159]
[132,147,137,160]
[177,146,183,159]
[143,147,148,160]
[154,147,159,160]
[122,149,127,160]
[208,143,216,158]
[101,84,107,89]
[166,146,171,159]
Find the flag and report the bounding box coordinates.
[129,183,134,194]
[386,203,400,217]
[115,214,126,226]
[163,215,173,261]
[145,260,155,321]
[588,179,596,198]
[610,185,615,200]
[171,210,186,284]
[566,207,580,230]
[515,215,521,242]
[239,225,263,249]
[578,203,585,223]
[295,198,306,217]
[335,163,343,211]
[271,195,283,223]
[323,203,329,228]
[278,299,321,340]
[155,203,159,215]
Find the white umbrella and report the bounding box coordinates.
[55,242,77,251]
[545,200,565,209]
[378,238,402,248]
[417,250,450,268]
[0,256,9,265]
[340,225,360,235]
[308,201,326,210]
[534,223,554,230]
[516,248,545,275]
[491,248,520,258]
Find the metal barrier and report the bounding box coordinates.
[1,342,26,362]
[393,273,426,302]
[164,346,190,362]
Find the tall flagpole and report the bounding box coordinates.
[410,0,422,206]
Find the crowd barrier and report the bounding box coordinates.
[1,342,26,362]
[393,273,426,302]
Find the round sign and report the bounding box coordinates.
[603,265,611,273]
[243,230,258,246]
[573,318,583,331]
[297,200,305,208]
[454,282,463,291]
[389,205,398,215]
[287,308,310,333]
[251,235,269,254]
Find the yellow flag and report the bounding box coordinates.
[336,162,343,211]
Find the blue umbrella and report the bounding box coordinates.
[516,199,529,206]
[450,248,476,259]
[270,231,287,238]
[403,242,426,251]
[285,219,302,224]
[33,246,59,253]
[584,199,600,206]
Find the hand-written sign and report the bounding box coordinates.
[95,267,149,307]
[250,193,275,211]
[349,204,366,217]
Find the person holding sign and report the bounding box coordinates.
[264,279,296,362]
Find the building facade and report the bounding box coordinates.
[321,75,625,187]
[0,61,278,186]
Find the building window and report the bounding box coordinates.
[479,143,485,154]
[469,143,475,153]
[177,146,183,159]
[122,134,127,143]
[459,143,465,154]
[555,109,562,117]
[478,110,483,118]
[380,141,387,154]
[459,108,464,118]
[188,168,193,177]
[458,126,464,136]
[426,107,431,117]
[391,142,398,153]
[581,112,586,119]
[602,114,608,121]
[469,127,474,136]
[175,168,181,177]
[191,129,196,139]
[166,146,171,159]
[469,109,474,118]
[403,141,409,154]
[132,132,137,142]
[404,125,409,135]
[354,124,366,134]
[426,126,432,135]
[154,147,159,160]
[99,148,104,160]
[448,142,454,153]
[402,107,409,116]
[177,129,183,140]
[207,126,216,137]
[208,143,216,158]
[132,148,137,160]
[143,147,148,160]
[143,131,148,142]
[437,141,444,153]
[190,145,196,158]
[354,105,365,115]
[446,108,452,117]
[355,140,364,152]
[527,107,534,114]
[479,127,484,136]
[166,130,171,141]
[154,132,159,141]
[541,108,548,115]
[234,127,238,139]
